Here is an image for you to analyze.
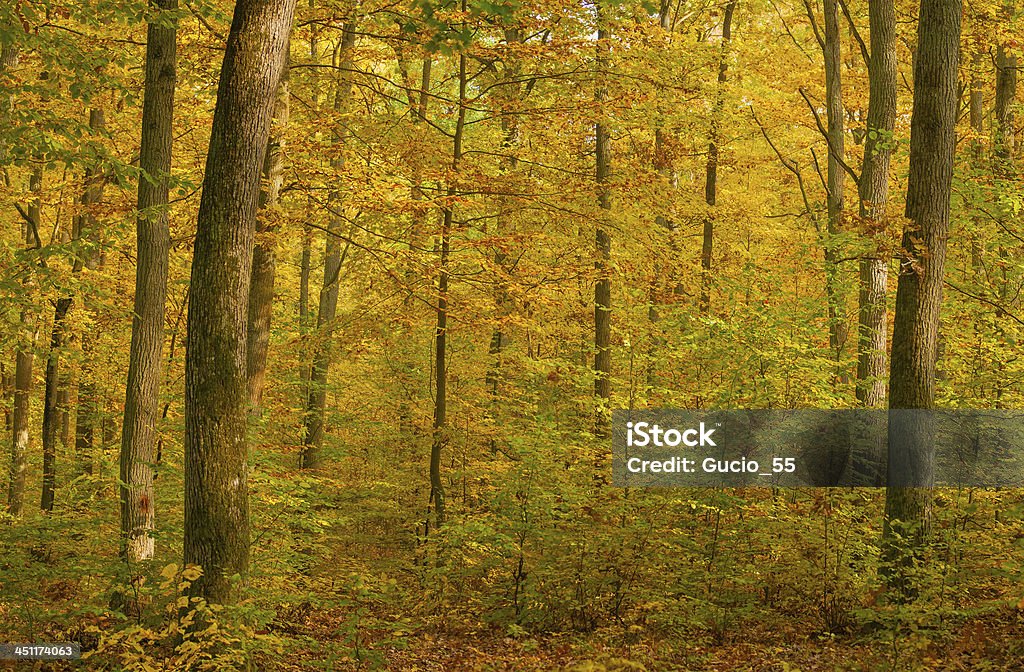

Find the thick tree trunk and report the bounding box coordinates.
[120,1,176,564]
[700,0,735,315]
[594,7,613,437]
[247,51,290,413]
[184,0,296,604]
[882,0,961,593]
[301,23,355,470]
[855,0,897,409]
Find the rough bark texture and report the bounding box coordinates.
[302,23,355,470]
[855,0,897,409]
[593,9,612,437]
[882,0,961,589]
[699,0,735,316]
[247,51,290,412]
[184,0,297,604]
[120,1,176,563]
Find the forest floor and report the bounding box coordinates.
[272,600,1024,671]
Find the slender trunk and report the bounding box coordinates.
[301,23,356,470]
[648,3,676,394]
[184,0,296,604]
[593,4,613,437]
[855,0,897,408]
[822,0,847,370]
[994,44,1017,165]
[40,296,71,512]
[485,28,522,447]
[882,0,961,593]
[8,167,41,516]
[247,50,290,413]
[429,15,467,531]
[75,107,110,476]
[700,0,735,315]
[121,0,176,564]
[1,365,11,434]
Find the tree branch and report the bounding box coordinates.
[799,87,861,186]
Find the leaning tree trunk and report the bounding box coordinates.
[301,22,355,470]
[120,0,176,564]
[882,0,961,596]
[247,50,290,413]
[855,0,897,409]
[184,0,296,604]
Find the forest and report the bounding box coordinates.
[1,0,1023,669]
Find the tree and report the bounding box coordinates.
[184,0,297,603]
[301,21,355,470]
[8,166,39,517]
[882,0,961,591]
[699,0,736,316]
[120,0,177,563]
[247,49,290,413]
[594,1,612,437]
[855,0,897,408]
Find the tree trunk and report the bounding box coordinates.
[9,165,42,516]
[484,28,522,450]
[40,295,71,512]
[822,0,847,370]
[120,0,176,564]
[593,5,613,437]
[882,0,961,593]
[855,0,897,409]
[184,0,296,604]
[700,0,735,315]
[994,44,1017,165]
[74,108,110,476]
[301,22,355,470]
[247,50,290,413]
[429,11,468,531]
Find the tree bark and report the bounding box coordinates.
[184,0,296,604]
[855,0,897,409]
[301,22,355,470]
[429,9,468,531]
[822,0,847,369]
[120,0,176,564]
[994,44,1017,165]
[247,49,290,413]
[882,0,961,592]
[594,4,613,437]
[700,0,735,315]
[8,169,40,517]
